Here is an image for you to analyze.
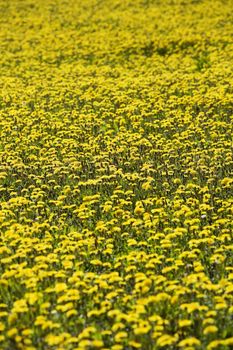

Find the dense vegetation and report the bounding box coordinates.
[0,0,233,349]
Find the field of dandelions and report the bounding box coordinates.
[0,0,233,349]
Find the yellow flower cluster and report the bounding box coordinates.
[0,0,233,349]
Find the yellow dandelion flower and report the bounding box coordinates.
[178,337,201,347]
[114,331,128,342]
[0,322,5,331]
[133,322,151,335]
[54,283,67,293]
[203,326,218,335]
[207,340,223,350]
[178,320,192,328]
[134,206,145,215]
[111,345,124,350]
[7,328,18,338]
[141,181,152,191]
[66,309,78,318]
[222,337,233,346]
[45,334,64,346]
[112,323,125,332]
[128,340,141,348]
[91,340,104,348]
[156,334,178,347]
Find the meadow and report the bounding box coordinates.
[0,0,233,349]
